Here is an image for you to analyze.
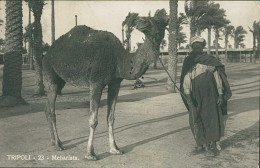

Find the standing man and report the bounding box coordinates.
[180,36,232,156]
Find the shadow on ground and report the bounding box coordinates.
[221,120,259,150]
[62,112,188,148]
[228,96,259,116]
[97,126,190,160]
[0,91,170,118]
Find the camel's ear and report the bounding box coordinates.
[135,17,152,33]
[154,9,169,27]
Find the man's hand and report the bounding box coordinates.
[217,94,223,105]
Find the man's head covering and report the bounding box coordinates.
[190,36,206,47]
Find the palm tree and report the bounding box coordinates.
[29,3,34,70]
[211,5,230,58]
[23,33,27,52]
[24,1,34,70]
[51,0,55,44]
[167,0,178,92]
[122,12,139,52]
[213,18,230,58]
[184,0,208,38]
[166,13,187,49]
[121,22,124,46]
[176,31,187,48]
[197,2,228,55]
[232,26,247,49]
[1,8,5,53]
[23,24,33,52]
[29,0,45,95]
[239,43,246,48]
[176,13,187,48]
[249,21,260,62]
[222,25,234,62]
[1,0,26,106]
[160,39,167,51]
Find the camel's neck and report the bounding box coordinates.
[117,37,160,80]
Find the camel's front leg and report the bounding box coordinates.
[107,80,123,155]
[85,84,104,161]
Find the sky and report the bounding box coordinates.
[0,1,259,49]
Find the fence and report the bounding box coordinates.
[159,48,259,64]
[0,48,259,65]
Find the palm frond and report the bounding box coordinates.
[123,12,139,35]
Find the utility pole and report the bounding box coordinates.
[75,15,78,26]
[51,0,55,44]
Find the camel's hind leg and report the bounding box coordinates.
[43,61,65,151]
[85,83,104,160]
[107,79,122,155]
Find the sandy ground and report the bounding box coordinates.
[0,63,259,168]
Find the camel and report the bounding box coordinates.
[42,9,168,160]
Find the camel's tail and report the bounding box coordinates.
[56,76,66,95]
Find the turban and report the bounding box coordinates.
[190,36,206,47]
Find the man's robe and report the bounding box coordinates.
[180,52,232,146]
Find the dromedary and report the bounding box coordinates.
[42,9,168,160]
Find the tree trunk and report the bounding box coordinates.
[239,50,242,63]
[51,0,55,44]
[122,27,124,46]
[189,0,196,39]
[215,29,219,59]
[190,20,196,39]
[125,33,131,52]
[234,35,237,49]
[32,2,45,95]
[207,27,211,55]
[256,35,260,62]
[254,34,260,62]
[1,0,26,106]
[251,33,256,63]
[196,29,201,36]
[129,37,131,52]
[28,4,34,70]
[153,59,157,69]
[225,36,228,63]
[167,0,178,92]
[24,39,27,51]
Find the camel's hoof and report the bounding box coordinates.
[85,154,98,161]
[110,148,123,155]
[54,145,65,151]
[54,142,65,151]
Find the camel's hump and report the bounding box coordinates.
[48,25,123,55]
[54,25,120,45]
[46,25,125,69]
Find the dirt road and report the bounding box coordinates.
[0,63,259,168]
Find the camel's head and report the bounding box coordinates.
[136,9,169,48]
